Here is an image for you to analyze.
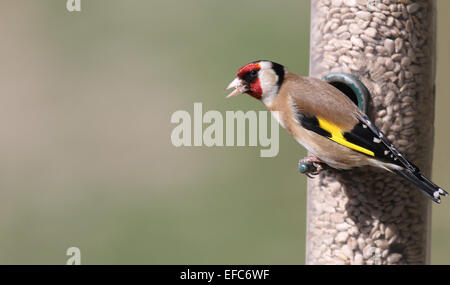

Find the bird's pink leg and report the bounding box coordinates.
[298,156,326,177]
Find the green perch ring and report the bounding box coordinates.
[298,72,371,175]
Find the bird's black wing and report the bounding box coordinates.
[295,111,407,168]
[353,113,418,171]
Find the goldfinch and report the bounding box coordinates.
[226,60,448,203]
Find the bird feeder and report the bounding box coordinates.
[306,0,436,265]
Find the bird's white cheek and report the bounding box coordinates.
[259,70,279,106]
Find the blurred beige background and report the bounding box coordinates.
[0,0,448,264]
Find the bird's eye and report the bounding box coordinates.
[250,69,258,76]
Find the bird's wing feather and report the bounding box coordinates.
[295,112,378,157]
[355,113,418,171]
[357,113,448,202]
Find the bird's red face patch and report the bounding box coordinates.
[248,78,262,99]
[236,63,262,99]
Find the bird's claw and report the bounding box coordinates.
[298,157,326,177]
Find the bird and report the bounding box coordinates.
[226,60,448,203]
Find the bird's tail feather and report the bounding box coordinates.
[393,168,448,203]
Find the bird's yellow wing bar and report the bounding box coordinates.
[317,117,375,157]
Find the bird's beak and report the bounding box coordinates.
[226,77,247,98]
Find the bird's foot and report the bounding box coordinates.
[298,156,327,177]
